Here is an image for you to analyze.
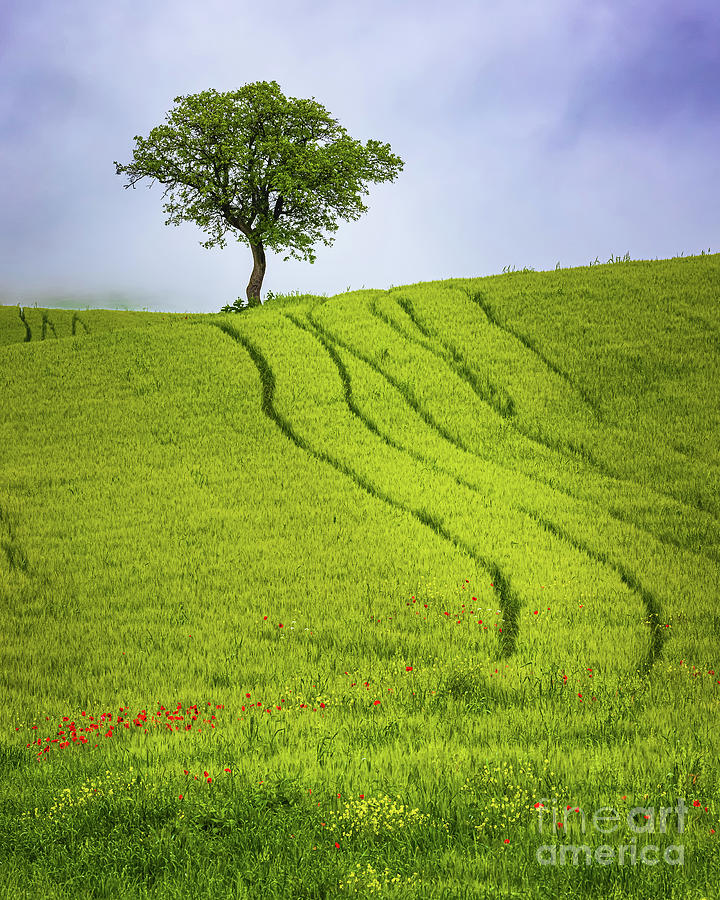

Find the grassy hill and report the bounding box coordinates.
[0,252,718,899]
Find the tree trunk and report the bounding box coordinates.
[246,239,266,306]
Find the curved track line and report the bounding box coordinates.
[518,507,666,676]
[466,288,604,418]
[305,298,719,568]
[371,292,622,482]
[375,293,516,419]
[210,316,521,659]
[41,313,58,341]
[375,292,720,556]
[71,313,90,336]
[466,288,719,523]
[17,308,31,342]
[284,309,665,678]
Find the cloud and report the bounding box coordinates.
[545,0,720,152]
[0,0,717,312]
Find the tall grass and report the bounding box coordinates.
[0,250,718,898]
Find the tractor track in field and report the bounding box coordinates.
[378,289,720,531]
[302,297,719,568]
[210,315,522,659]
[206,295,718,680]
[17,307,31,342]
[283,307,666,678]
[465,288,719,523]
[71,313,90,335]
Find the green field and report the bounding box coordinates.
[1,252,718,899]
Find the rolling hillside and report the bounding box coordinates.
[1,252,718,899]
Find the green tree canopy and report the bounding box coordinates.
[114,81,405,307]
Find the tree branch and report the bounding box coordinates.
[273,194,284,220]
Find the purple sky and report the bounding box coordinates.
[1,0,718,312]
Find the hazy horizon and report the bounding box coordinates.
[2,0,718,313]
[1,248,716,314]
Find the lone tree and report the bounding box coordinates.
[114,80,404,308]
